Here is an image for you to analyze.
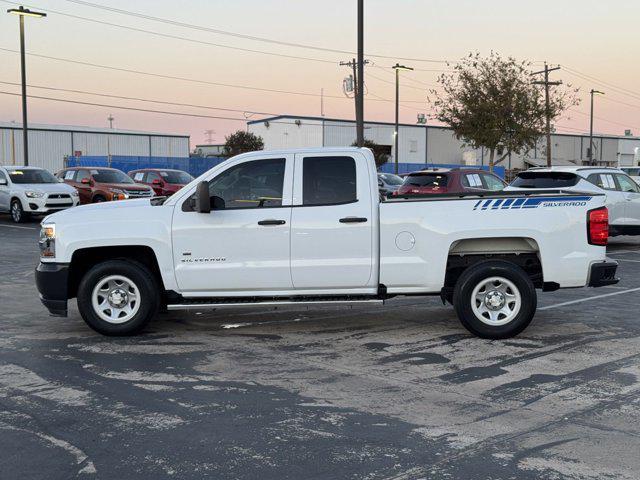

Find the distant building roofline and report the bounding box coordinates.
[247,114,640,140]
[0,121,189,138]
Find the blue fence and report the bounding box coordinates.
[378,162,506,179]
[65,155,228,178]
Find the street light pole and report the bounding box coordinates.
[7,6,46,167]
[392,63,413,175]
[589,89,605,166]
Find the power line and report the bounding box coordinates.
[56,0,452,64]
[0,0,339,65]
[0,90,249,121]
[0,80,282,116]
[0,47,430,105]
[563,65,640,101]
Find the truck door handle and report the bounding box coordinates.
[339,217,368,223]
[258,219,286,226]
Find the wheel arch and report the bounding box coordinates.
[68,245,164,299]
[442,237,546,303]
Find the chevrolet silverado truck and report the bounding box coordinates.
[35,148,619,339]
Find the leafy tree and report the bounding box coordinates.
[429,52,579,170]
[223,130,264,156]
[352,139,390,168]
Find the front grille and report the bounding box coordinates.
[47,193,71,199]
[125,189,153,197]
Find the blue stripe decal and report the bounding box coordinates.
[472,195,593,212]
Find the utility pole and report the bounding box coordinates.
[392,63,413,175]
[340,58,369,126]
[204,130,215,144]
[532,63,562,167]
[589,89,605,166]
[107,114,114,129]
[356,0,364,147]
[7,6,47,166]
[320,88,324,117]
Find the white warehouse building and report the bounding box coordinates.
[0,122,190,172]
[248,115,640,170]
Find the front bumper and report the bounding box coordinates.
[25,196,79,214]
[588,261,619,287]
[35,262,69,316]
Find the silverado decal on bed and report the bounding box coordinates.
[473,196,593,210]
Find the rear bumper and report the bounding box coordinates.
[35,262,69,316]
[588,261,619,287]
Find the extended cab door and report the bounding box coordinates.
[290,152,376,289]
[172,154,294,294]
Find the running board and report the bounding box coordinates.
[167,299,384,311]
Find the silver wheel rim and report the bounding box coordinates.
[91,275,141,324]
[471,276,521,326]
[11,202,21,222]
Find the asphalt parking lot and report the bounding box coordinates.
[1,216,639,480]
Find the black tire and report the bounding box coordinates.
[10,199,28,223]
[93,195,106,203]
[77,259,160,336]
[453,260,537,339]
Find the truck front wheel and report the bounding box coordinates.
[453,260,537,339]
[77,260,160,336]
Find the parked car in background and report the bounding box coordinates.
[57,167,154,204]
[377,173,404,196]
[618,167,640,185]
[128,168,194,197]
[507,166,640,236]
[0,166,80,223]
[394,168,506,196]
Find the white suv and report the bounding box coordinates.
[507,166,640,236]
[0,166,80,223]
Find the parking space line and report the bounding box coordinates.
[539,287,640,311]
[615,258,640,263]
[0,224,38,231]
[607,250,640,255]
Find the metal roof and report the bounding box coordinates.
[0,121,189,138]
[247,115,640,140]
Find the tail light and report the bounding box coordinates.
[587,207,608,246]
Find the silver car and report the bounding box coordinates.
[0,166,80,223]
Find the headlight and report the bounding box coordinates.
[39,223,56,258]
[70,190,79,197]
[109,188,129,200]
[25,190,45,198]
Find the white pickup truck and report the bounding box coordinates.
[35,148,618,339]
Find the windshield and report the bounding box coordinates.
[92,169,134,184]
[511,171,578,188]
[8,168,58,184]
[379,173,403,186]
[161,170,193,184]
[403,173,449,187]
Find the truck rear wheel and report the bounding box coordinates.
[453,260,537,339]
[77,260,160,336]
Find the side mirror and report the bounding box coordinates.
[152,179,162,185]
[195,181,211,213]
[81,177,90,184]
[0,178,7,186]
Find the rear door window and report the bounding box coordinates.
[462,173,483,188]
[587,173,617,191]
[303,156,357,206]
[511,172,578,188]
[132,172,145,182]
[63,170,76,181]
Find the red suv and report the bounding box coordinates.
[57,167,154,204]
[394,168,506,196]
[128,168,193,197]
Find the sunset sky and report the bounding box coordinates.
[1,0,639,146]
